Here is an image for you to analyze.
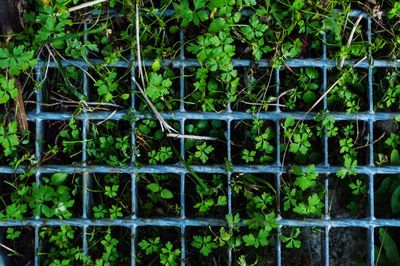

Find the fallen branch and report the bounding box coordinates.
[167,133,218,141]
[14,78,28,131]
[68,0,107,12]
[339,14,363,68]
[133,3,177,134]
[135,4,146,86]
[132,77,178,134]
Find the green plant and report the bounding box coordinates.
[283,68,321,110]
[139,174,180,217]
[145,70,173,106]
[283,165,324,217]
[186,31,239,111]
[234,119,275,164]
[328,68,367,113]
[92,174,130,219]
[0,120,20,157]
[375,228,400,266]
[241,14,272,60]
[188,174,227,217]
[185,120,226,164]
[136,119,179,164]
[315,113,338,138]
[192,235,217,256]
[87,121,131,166]
[94,69,130,103]
[0,45,37,75]
[377,72,400,110]
[0,75,18,104]
[280,227,301,249]
[39,225,89,265]
[0,172,77,220]
[283,118,317,163]
[138,231,180,266]
[174,0,208,28]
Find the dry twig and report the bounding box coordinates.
[133,3,177,134]
[68,0,107,12]
[167,133,218,141]
[132,77,178,133]
[14,79,28,131]
[339,15,364,68]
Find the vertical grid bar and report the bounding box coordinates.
[179,139,186,265]
[322,175,330,266]
[367,15,375,266]
[81,22,90,257]
[368,173,375,266]
[367,14,374,166]
[368,227,375,266]
[322,32,329,167]
[226,27,234,265]
[34,225,40,266]
[275,68,282,266]
[323,226,330,266]
[322,32,330,266]
[179,30,185,113]
[179,28,186,266]
[34,65,43,266]
[130,51,137,266]
[368,173,375,219]
[227,119,232,263]
[131,225,137,266]
[367,16,373,114]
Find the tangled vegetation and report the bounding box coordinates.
[0,0,400,265]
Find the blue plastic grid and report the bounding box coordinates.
[0,8,400,266]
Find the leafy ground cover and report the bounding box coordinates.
[0,0,400,265]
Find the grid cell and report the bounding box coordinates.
[0,226,34,265]
[328,174,368,218]
[137,173,180,218]
[329,227,368,265]
[281,227,323,265]
[186,227,229,266]
[184,120,227,164]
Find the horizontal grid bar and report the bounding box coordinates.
[35,58,400,69]
[135,8,370,19]
[0,218,398,228]
[24,111,400,121]
[2,165,400,175]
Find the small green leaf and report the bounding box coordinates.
[284,117,295,128]
[186,124,194,133]
[160,189,173,199]
[303,91,316,104]
[243,233,257,247]
[209,18,226,33]
[379,228,400,264]
[151,58,161,72]
[147,183,160,193]
[120,93,130,100]
[391,186,400,214]
[390,149,400,165]
[51,173,68,186]
[207,0,225,9]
